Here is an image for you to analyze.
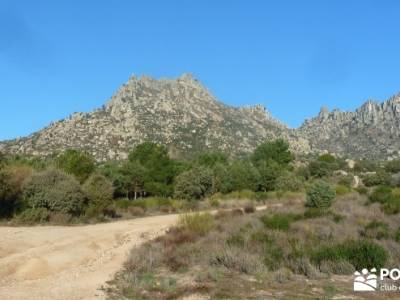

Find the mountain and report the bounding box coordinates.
[0,74,309,161]
[298,94,400,159]
[1,73,399,161]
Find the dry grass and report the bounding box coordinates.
[108,192,400,299]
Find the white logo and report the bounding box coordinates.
[354,268,378,291]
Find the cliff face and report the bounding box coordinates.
[1,74,399,161]
[0,74,309,161]
[298,94,400,159]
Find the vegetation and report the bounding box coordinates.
[108,192,400,299]
[306,180,336,208]
[1,138,399,226]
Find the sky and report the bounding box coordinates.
[1,0,400,140]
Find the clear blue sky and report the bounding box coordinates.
[1,0,400,140]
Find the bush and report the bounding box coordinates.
[56,149,95,183]
[362,171,391,187]
[385,159,400,174]
[23,169,86,215]
[362,220,390,240]
[355,186,368,195]
[0,165,33,218]
[16,208,50,224]
[335,185,350,196]
[306,181,336,208]
[174,166,213,200]
[260,213,299,231]
[83,173,114,214]
[178,213,215,236]
[311,240,388,270]
[369,186,393,204]
[275,171,304,192]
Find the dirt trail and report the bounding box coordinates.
[0,214,180,300]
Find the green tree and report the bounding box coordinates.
[174,166,213,200]
[258,159,282,191]
[56,149,95,183]
[252,139,294,167]
[211,162,234,194]
[229,160,261,191]
[127,142,177,197]
[195,151,228,167]
[83,173,114,213]
[121,160,147,199]
[99,162,127,198]
[23,169,86,215]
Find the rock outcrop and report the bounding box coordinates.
[1,74,399,161]
[299,94,400,159]
[0,74,309,161]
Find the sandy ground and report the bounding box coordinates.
[0,214,180,300]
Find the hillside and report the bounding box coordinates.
[299,95,400,159]
[0,74,308,161]
[1,74,399,160]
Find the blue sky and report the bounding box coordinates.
[1,0,400,140]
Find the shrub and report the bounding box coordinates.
[308,160,332,178]
[244,204,255,214]
[174,166,213,200]
[0,165,33,218]
[362,220,390,240]
[275,171,304,192]
[385,159,400,174]
[178,213,215,236]
[306,181,336,208]
[362,171,391,187]
[23,169,85,215]
[369,186,393,204]
[395,228,400,242]
[83,173,114,214]
[355,186,368,195]
[210,247,264,274]
[260,213,299,231]
[338,174,354,188]
[382,196,400,215]
[311,240,388,270]
[16,208,50,224]
[127,206,145,217]
[56,149,95,183]
[335,185,350,196]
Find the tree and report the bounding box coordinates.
[257,159,282,191]
[195,151,228,168]
[211,162,234,194]
[83,173,114,213]
[252,139,294,167]
[174,166,213,200]
[229,160,261,191]
[23,169,86,215]
[121,160,147,199]
[56,150,95,183]
[99,162,127,198]
[127,142,177,196]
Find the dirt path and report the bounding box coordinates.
[0,214,180,300]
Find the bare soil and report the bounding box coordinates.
[0,214,180,300]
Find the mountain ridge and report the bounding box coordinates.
[0,74,398,160]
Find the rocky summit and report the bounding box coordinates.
[0,74,399,161]
[0,74,308,161]
[299,94,400,159]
